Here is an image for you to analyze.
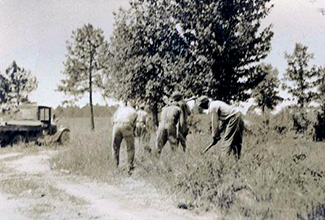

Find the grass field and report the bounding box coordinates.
[52,116,325,220]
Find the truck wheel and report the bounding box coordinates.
[59,131,70,145]
[11,135,25,146]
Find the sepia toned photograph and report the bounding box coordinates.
[0,0,325,219]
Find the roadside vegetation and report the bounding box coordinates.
[52,113,325,220]
[1,0,325,219]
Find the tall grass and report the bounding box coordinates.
[52,118,115,180]
[52,116,325,219]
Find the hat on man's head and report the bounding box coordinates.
[127,101,135,108]
[139,103,146,110]
[171,91,183,101]
[197,96,210,107]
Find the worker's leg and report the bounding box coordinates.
[235,118,244,159]
[156,125,167,156]
[123,125,136,173]
[168,125,178,151]
[179,131,187,152]
[111,124,123,168]
[227,114,244,159]
[223,113,241,147]
[141,127,151,153]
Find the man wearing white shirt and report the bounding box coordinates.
[197,96,244,159]
[111,102,138,174]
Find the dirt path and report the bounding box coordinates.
[0,149,215,220]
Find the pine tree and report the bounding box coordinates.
[58,24,110,130]
[0,61,38,112]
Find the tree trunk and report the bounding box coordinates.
[89,56,95,131]
[152,103,159,129]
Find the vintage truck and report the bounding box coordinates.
[0,104,70,146]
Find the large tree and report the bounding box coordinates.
[109,0,273,125]
[284,43,318,110]
[0,61,38,112]
[252,64,283,113]
[108,1,188,126]
[173,0,274,101]
[58,24,110,130]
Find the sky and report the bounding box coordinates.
[0,0,325,109]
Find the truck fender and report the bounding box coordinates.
[52,127,70,142]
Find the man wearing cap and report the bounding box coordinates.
[135,104,151,152]
[197,96,244,159]
[111,102,138,174]
[156,99,183,156]
[171,91,191,152]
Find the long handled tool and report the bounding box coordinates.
[201,137,220,155]
[184,96,197,102]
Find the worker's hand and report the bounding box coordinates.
[212,135,221,145]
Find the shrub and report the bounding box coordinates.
[314,104,325,141]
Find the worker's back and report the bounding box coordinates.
[160,105,182,126]
[178,100,191,133]
[208,101,239,121]
[113,106,137,125]
[136,110,148,123]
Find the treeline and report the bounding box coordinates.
[53,105,117,118]
[245,105,325,142]
[250,43,325,140]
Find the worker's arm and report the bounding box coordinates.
[111,111,117,124]
[176,109,182,139]
[211,108,220,141]
[186,103,191,116]
[132,114,138,135]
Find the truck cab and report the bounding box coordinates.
[38,106,57,135]
[0,104,69,146]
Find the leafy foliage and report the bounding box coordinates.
[108,0,274,125]
[108,0,188,125]
[58,24,110,130]
[284,43,321,134]
[0,61,38,112]
[173,0,274,101]
[252,64,283,113]
[284,43,319,109]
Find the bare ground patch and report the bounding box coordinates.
[0,148,215,220]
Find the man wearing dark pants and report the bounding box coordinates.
[156,100,183,156]
[170,92,191,152]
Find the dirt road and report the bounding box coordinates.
[0,149,215,220]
